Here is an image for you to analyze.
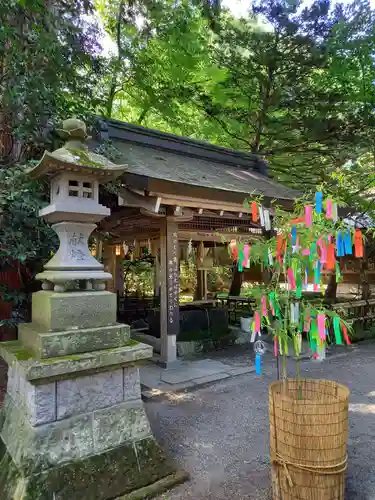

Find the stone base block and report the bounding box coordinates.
[0,395,153,473]
[31,290,116,332]
[0,435,186,500]
[0,340,152,382]
[19,323,130,359]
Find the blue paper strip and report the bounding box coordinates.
[344,230,352,255]
[255,353,262,375]
[291,226,297,246]
[336,231,345,257]
[315,192,323,214]
[314,261,321,284]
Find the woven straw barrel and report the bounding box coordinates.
[269,379,350,500]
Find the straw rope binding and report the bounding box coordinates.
[269,378,350,500]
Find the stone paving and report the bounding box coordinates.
[146,342,375,500]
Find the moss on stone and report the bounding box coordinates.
[38,340,140,364]
[0,342,33,361]
[66,148,106,168]
[0,437,182,500]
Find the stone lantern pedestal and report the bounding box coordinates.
[0,120,186,499]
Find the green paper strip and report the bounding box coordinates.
[310,336,317,352]
[310,318,318,340]
[284,337,289,355]
[238,243,244,272]
[310,241,317,261]
[333,316,343,345]
[335,262,342,283]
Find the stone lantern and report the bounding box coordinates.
[29,118,124,292]
[0,119,184,499]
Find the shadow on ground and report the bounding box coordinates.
[144,343,375,499]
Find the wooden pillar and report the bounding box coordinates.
[115,256,124,295]
[151,239,160,305]
[159,217,179,366]
[195,270,207,300]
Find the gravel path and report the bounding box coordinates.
[145,343,375,499]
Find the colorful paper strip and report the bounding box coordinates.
[315,192,323,214]
[251,202,258,223]
[333,316,343,345]
[355,229,364,258]
[317,313,326,340]
[305,205,313,227]
[255,353,262,375]
[326,199,333,219]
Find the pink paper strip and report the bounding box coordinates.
[274,336,278,357]
[317,314,326,340]
[305,205,313,227]
[287,268,296,290]
[261,296,267,317]
[326,199,333,219]
[254,311,261,332]
[313,284,319,292]
[269,299,275,317]
[243,244,249,268]
[303,314,311,333]
[321,241,327,265]
[302,248,310,256]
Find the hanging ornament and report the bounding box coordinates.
[354,229,364,258]
[255,353,262,375]
[291,226,297,246]
[264,208,271,230]
[268,248,273,266]
[326,243,336,271]
[333,316,343,345]
[315,191,323,214]
[259,205,265,227]
[287,268,296,290]
[243,244,250,269]
[261,296,268,317]
[188,239,193,256]
[305,205,312,227]
[341,321,351,345]
[274,336,278,356]
[122,241,129,256]
[251,202,258,223]
[332,202,338,222]
[314,260,321,286]
[336,231,345,257]
[343,230,352,256]
[326,199,333,219]
[317,313,326,341]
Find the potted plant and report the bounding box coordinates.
[235,193,362,499]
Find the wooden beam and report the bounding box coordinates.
[149,192,252,214]
[118,188,160,212]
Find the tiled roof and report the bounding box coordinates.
[95,119,298,201]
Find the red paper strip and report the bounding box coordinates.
[341,321,351,345]
[252,202,258,223]
[326,243,336,270]
[355,229,364,258]
[287,268,296,290]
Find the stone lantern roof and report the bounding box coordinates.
[29,118,126,181]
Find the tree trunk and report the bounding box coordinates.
[324,272,337,302]
[361,257,370,300]
[229,262,243,296]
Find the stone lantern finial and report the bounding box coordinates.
[56,118,91,141]
[28,118,126,292]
